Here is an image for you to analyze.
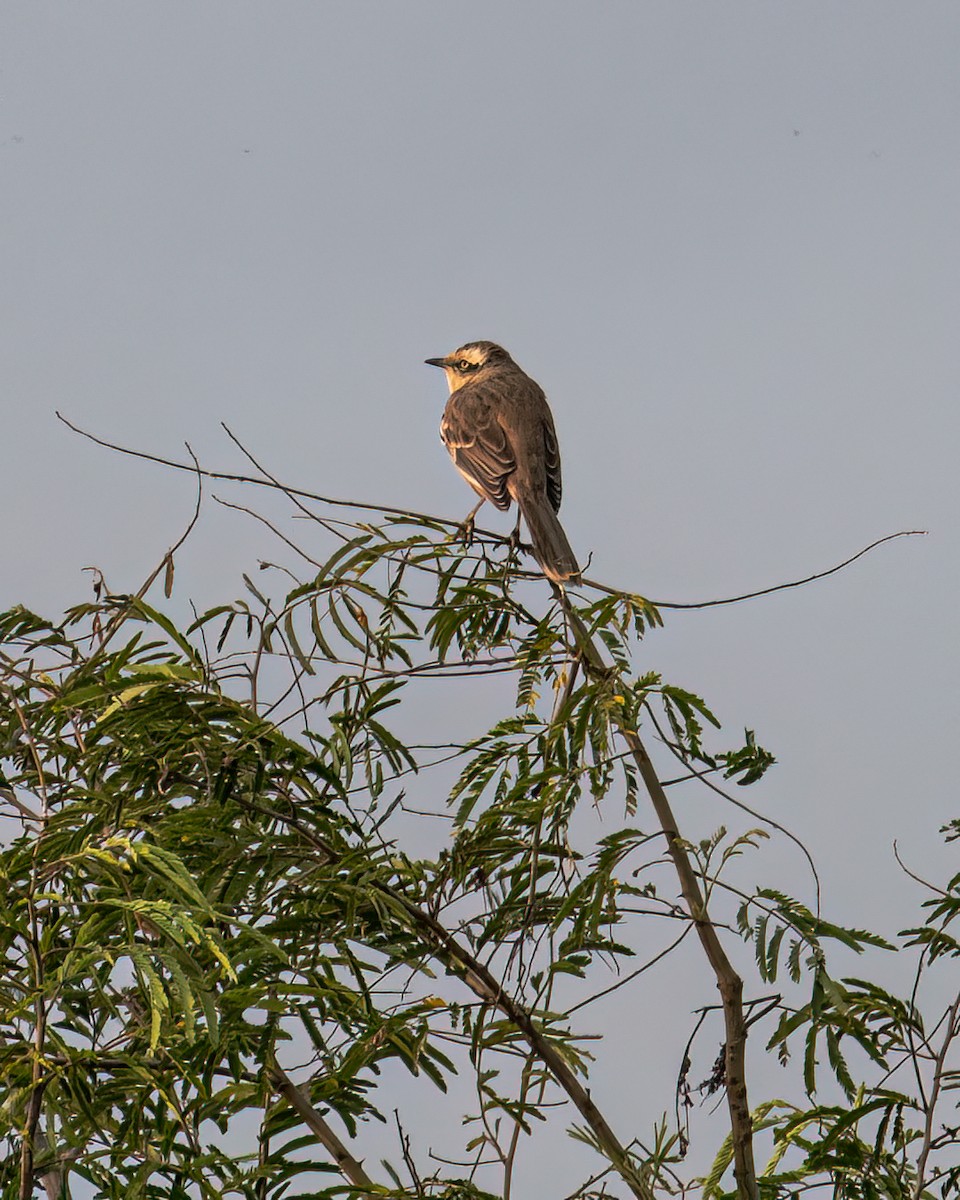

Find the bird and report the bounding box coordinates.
[425,341,580,584]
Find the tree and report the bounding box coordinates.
[0,437,955,1200]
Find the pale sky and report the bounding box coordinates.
[3,3,959,1193]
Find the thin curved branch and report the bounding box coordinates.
[894,840,951,899]
[643,702,822,915]
[93,441,205,652]
[627,529,926,609]
[566,924,693,1015]
[57,410,464,531]
[59,413,923,615]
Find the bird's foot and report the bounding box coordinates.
[457,515,476,547]
[451,501,485,548]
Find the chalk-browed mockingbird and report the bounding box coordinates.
[425,341,580,584]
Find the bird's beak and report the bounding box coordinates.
[424,357,448,368]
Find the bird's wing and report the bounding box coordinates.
[440,391,515,511]
[542,411,563,513]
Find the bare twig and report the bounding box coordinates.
[585,529,926,610]
[57,411,465,532]
[566,926,693,1015]
[894,840,951,899]
[394,1111,426,1198]
[676,1009,710,1155]
[90,442,205,653]
[644,702,821,915]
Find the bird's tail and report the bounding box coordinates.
[518,494,580,584]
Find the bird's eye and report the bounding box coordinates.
[457,359,474,371]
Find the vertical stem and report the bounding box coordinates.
[558,590,759,1200]
[912,989,960,1200]
[622,727,757,1199]
[20,919,48,1200]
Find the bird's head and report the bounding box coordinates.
[425,341,514,393]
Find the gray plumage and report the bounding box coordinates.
[426,341,580,583]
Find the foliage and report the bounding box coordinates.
[0,494,955,1200]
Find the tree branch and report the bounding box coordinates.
[56,411,463,532]
[267,1062,377,1196]
[556,590,759,1200]
[243,794,654,1200]
[585,529,926,610]
[400,900,655,1200]
[58,413,923,613]
[53,415,926,1200]
[912,989,960,1200]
